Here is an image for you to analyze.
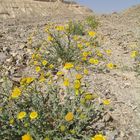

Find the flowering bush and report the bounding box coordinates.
[0,21,116,140]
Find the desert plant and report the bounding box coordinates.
[86,16,99,30]
[0,74,104,140]
[0,21,115,140]
[131,50,140,75]
[67,21,85,36]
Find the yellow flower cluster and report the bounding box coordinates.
[56,25,64,31]
[64,63,74,70]
[17,111,38,120]
[74,80,81,89]
[89,58,99,65]
[20,77,35,86]
[11,87,21,98]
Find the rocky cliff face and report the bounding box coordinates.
[0,0,93,19]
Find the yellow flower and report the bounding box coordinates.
[39,76,46,83]
[47,36,53,42]
[85,42,90,47]
[73,35,78,41]
[105,49,112,55]
[65,112,74,122]
[82,51,89,57]
[88,31,96,37]
[57,71,64,76]
[97,52,103,57]
[85,94,93,100]
[20,78,27,85]
[77,43,83,50]
[22,133,32,140]
[84,69,89,75]
[56,25,64,31]
[20,77,34,86]
[92,134,106,140]
[106,63,114,69]
[11,87,21,98]
[76,74,83,80]
[42,60,48,66]
[89,58,99,65]
[30,111,38,120]
[35,66,41,73]
[17,112,26,120]
[82,57,87,61]
[74,80,81,89]
[26,77,34,84]
[9,119,14,124]
[103,99,111,105]
[75,89,79,96]
[131,51,138,58]
[33,61,38,65]
[60,125,66,132]
[64,63,74,70]
[63,78,70,87]
[49,64,54,69]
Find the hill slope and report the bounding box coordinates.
[0,0,93,19]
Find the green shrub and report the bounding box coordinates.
[0,75,104,140]
[86,16,99,30]
[67,21,84,36]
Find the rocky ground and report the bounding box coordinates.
[96,7,140,139]
[0,0,140,139]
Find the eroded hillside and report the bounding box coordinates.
[0,0,93,19]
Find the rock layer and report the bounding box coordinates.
[0,0,93,19]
